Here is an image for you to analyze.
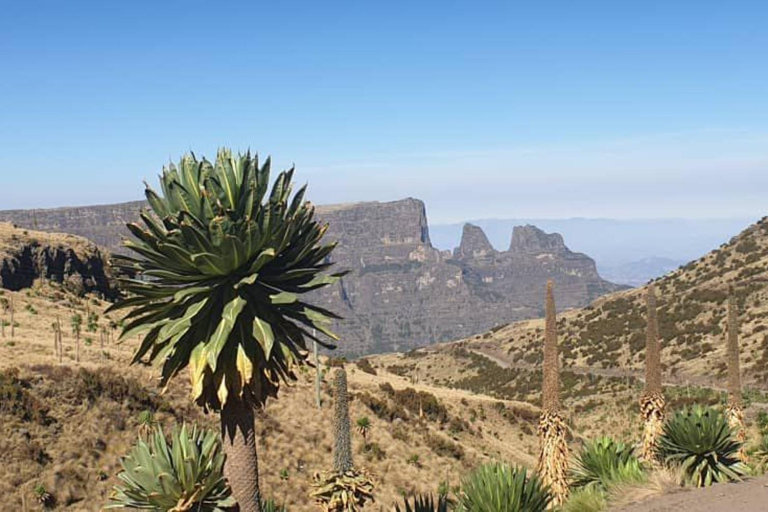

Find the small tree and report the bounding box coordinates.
[356,417,370,447]
[640,283,665,463]
[71,313,82,362]
[108,150,345,512]
[536,280,569,506]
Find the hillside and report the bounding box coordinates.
[0,223,117,299]
[0,284,545,510]
[3,216,768,511]
[0,199,622,356]
[380,216,768,406]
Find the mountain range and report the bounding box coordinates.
[0,198,622,355]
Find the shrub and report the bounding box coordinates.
[457,463,552,512]
[425,433,464,460]
[560,486,606,512]
[658,405,748,486]
[106,424,235,510]
[0,368,52,424]
[570,437,644,490]
[355,358,377,375]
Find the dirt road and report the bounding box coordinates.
[618,475,768,511]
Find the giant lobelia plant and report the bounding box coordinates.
[108,149,345,512]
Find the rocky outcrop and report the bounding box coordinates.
[454,223,495,260]
[310,200,623,355]
[509,225,567,254]
[0,199,622,355]
[0,223,117,299]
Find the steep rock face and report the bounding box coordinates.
[0,199,622,355]
[509,225,567,254]
[311,200,622,355]
[0,202,145,254]
[454,223,495,260]
[0,223,117,299]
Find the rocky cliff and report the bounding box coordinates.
[0,199,622,355]
[0,223,117,299]
[311,200,623,354]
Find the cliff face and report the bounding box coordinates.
[0,202,145,254]
[311,200,622,355]
[0,223,117,299]
[0,199,622,355]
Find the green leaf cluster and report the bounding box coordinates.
[107,424,236,511]
[658,405,748,486]
[457,463,551,512]
[108,149,345,410]
[396,494,451,512]
[570,436,644,490]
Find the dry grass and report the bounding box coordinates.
[1,283,548,511]
[607,466,688,509]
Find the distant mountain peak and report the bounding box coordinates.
[509,225,567,254]
[455,223,495,259]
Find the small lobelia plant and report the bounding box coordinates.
[639,284,665,464]
[725,292,747,462]
[395,493,451,512]
[658,405,748,487]
[356,416,371,445]
[570,436,645,490]
[33,483,56,509]
[311,368,375,511]
[106,423,236,511]
[136,409,156,437]
[537,280,569,505]
[457,463,552,512]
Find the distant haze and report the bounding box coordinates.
[430,217,757,285]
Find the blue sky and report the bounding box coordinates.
[1,1,766,222]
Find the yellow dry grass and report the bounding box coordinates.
[1,284,544,511]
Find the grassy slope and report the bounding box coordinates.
[1,283,545,511]
[434,215,768,391]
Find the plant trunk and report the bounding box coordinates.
[313,336,322,408]
[333,368,353,473]
[221,398,262,512]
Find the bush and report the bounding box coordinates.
[355,358,377,375]
[425,433,464,460]
[571,437,644,490]
[560,486,606,512]
[458,463,552,512]
[0,368,52,425]
[658,405,747,486]
[106,424,235,510]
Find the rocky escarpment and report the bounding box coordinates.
[0,199,622,355]
[0,223,117,299]
[0,202,145,254]
[311,200,623,355]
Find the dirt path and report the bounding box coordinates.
[617,475,768,511]
[471,348,730,392]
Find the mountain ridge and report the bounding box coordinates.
[0,198,623,355]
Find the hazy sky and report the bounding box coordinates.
[1,1,766,223]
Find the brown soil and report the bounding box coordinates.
[618,474,768,512]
